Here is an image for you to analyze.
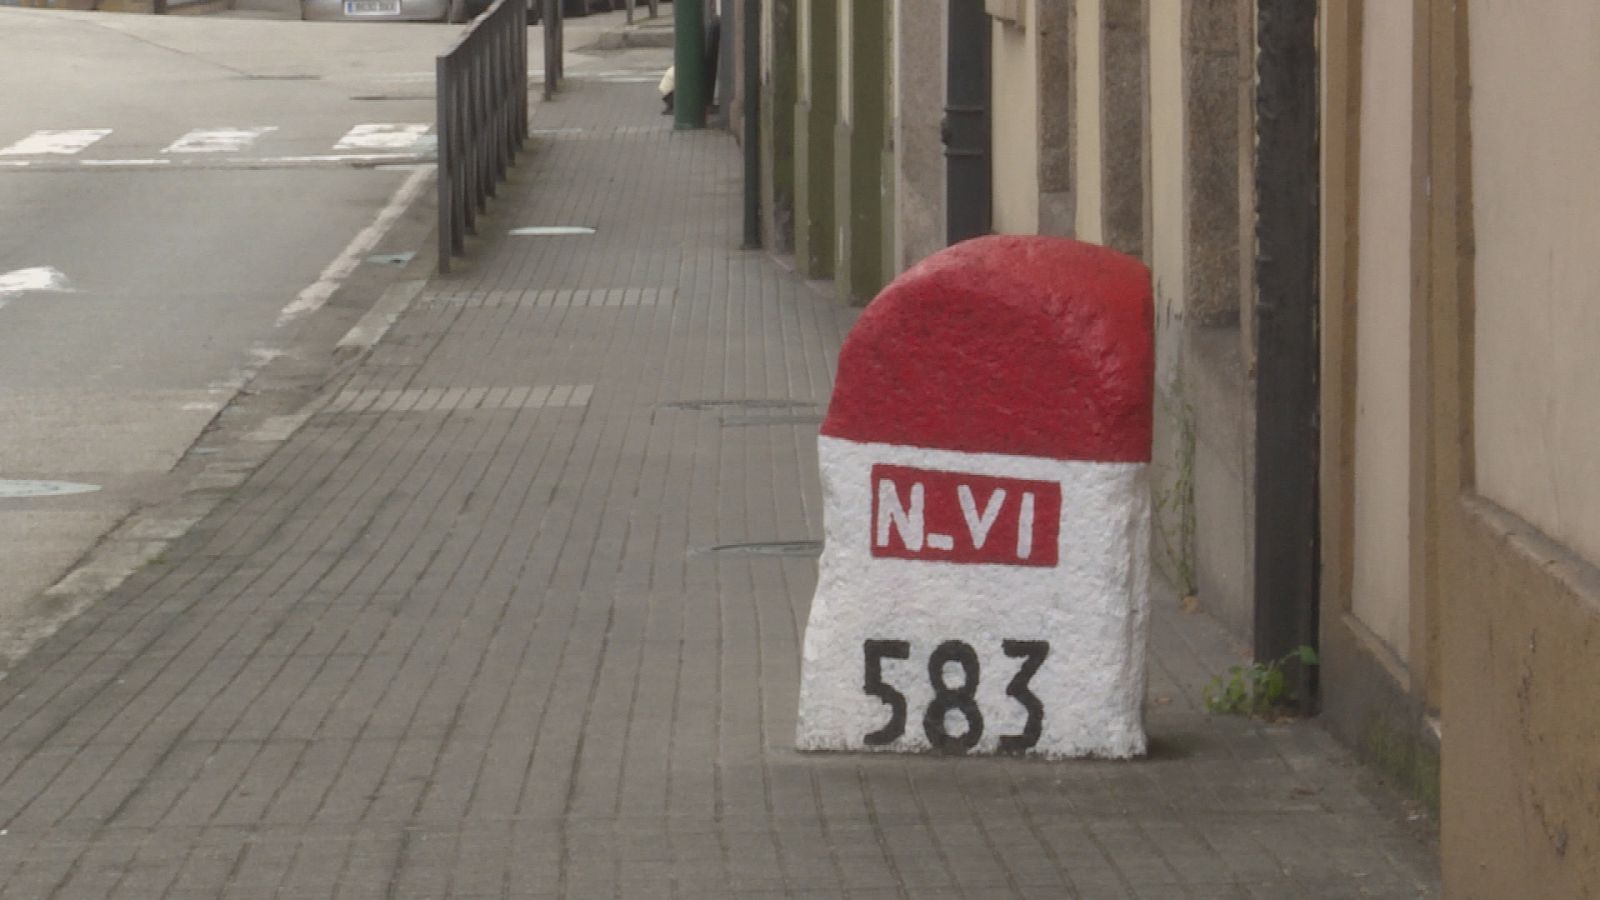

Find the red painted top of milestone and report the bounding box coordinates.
[822,235,1153,463]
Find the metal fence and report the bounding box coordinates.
[436,0,529,274]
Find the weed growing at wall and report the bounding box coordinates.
[1203,645,1320,717]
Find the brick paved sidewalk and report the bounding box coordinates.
[0,67,1439,897]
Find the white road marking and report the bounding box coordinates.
[0,155,434,173]
[0,480,101,499]
[163,126,278,154]
[277,166,432,326]
[334,123,431,151]
[250,347,285,366]
[0,266,70,310]
[264,153,425,164]
[509,226,596,236]
[80,159,171,167]
[0,129,111,156]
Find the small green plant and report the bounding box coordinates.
[1203,645,1320,717]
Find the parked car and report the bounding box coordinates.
[300,0,487,23]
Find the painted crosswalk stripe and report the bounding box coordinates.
[334,123,431,151]
[163,126,277,154]
[80,159,171,167]
[0,129,112,156]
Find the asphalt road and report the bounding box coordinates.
[0,8,463,650]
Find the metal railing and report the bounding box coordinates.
[436,0,529,273]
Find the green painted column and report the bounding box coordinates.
[760,0,798,252]
[833,0,888,305]
[674,0,708,129]
[793,0,837,279]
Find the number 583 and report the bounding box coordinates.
[861,639,1050,754]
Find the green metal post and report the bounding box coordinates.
[674,0,708,129]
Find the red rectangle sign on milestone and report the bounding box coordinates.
[869,464,1061,567]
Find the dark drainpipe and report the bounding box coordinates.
[1253,0,1321,707]
[743,0,762,249]
[943,0,992,245]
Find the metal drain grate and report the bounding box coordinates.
[423,288,673,310]
[325,384,592,414]
[704,540,824,558]
[720,413,824,427]
[663,398,816,412]
[366,252,416,267]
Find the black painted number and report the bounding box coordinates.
[862,640,911,745]
[998,640,1050,753]
[924,640,984,752]
[861,639,1052,754]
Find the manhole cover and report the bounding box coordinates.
[366,252,416,267]
[705,540,823,558]
[0,479,101,499]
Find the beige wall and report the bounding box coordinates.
[1470,0,1600,568]
[1350,0,1414,660]
[1074,0,1104,243]
[1147,0,1183,325]
[991,2,1040,234]
[799,0,813,102]
[838,0,854,125]
[893,0,945,271]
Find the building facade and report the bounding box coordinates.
[739,0,1600,892]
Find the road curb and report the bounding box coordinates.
[589,20,674,50]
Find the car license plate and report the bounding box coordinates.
[344,0,401,14]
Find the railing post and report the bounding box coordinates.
[517,0,528,145]
[544,0,558,100]
[437,54,453,274]
[491,24,505,186]
[471,46,487,214]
